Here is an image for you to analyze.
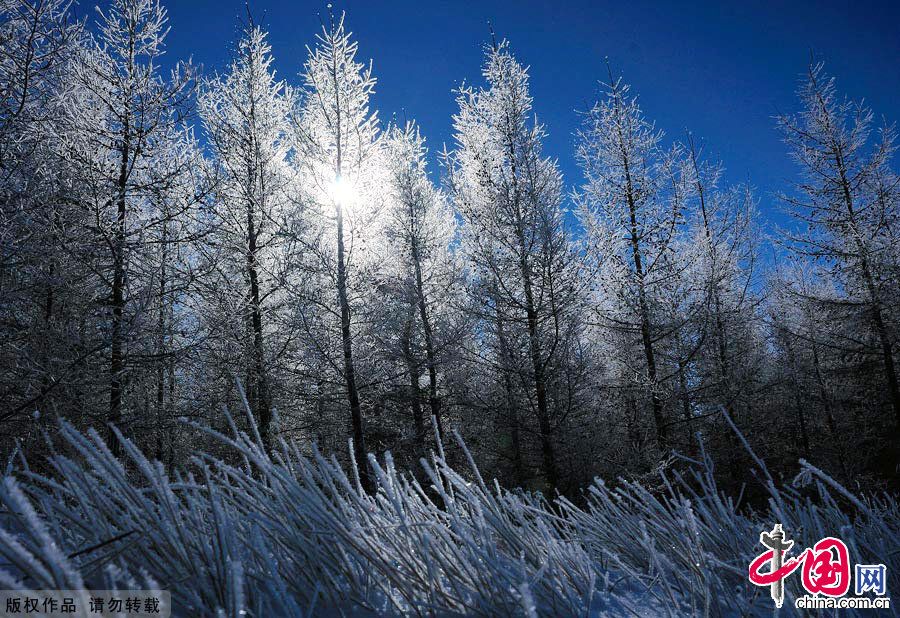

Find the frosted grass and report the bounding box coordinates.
[0,408,895,616]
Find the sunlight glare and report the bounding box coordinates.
[329,174,358,209]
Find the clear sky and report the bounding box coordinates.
[84,0,900,229]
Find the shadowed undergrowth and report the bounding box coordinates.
[0,406,896,617]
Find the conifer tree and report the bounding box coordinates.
[292,12,383,491]
[200,23,293,448]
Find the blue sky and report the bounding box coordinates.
[86,0,900,229]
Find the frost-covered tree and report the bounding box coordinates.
[576,74,689,453]
[378,122,464,451]
[684,138,760,413]
[199,23,294,448]
[136,130,210,466]
[291,12,385,491]
[448,40,583,490]
[0,0,83,435]
[767,266,851,476]
[778,63,900,429]
[0,0,78,170]
[55,0,195,448]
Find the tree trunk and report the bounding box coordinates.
[246,201,272,450]
[155,222,167,462]
[783,337,812,461]
[410,237,442,437]
[495,295,525,487]
[336,205,372,493]
[506,159,557,488]
[677,361,691,422]
[166,304,176,472]
[514,236,558,489]
[525,286,558,489]
[108,114,130,456]
[810,340,848,480]
[401,302,425,448]
[623,160,666,450]
[862,263,900,426]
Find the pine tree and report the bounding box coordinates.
[199,23,293,449]
[292,12,383,492]
[448,40,581,490]
[681,135,761,426]
[0,0,81,432]
[778,63,900,428]
[56,0,195,449]
[381,122,463,448]
[576,74,688,453]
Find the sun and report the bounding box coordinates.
[328,174,358,210]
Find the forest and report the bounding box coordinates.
[0,0,897,615]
